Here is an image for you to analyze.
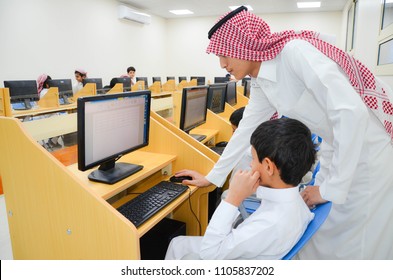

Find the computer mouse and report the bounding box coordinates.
[169,175,193,183]
[215,141,228,147]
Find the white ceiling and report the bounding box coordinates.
[119,0,349,19]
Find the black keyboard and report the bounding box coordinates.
[211,146,225,155]
[117,181,189,227]
[191,134,207,142]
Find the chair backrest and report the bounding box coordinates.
[281,201,332,260]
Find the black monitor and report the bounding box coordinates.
[190,76,206,85]
[214,76,230,83]
[110,77,131,91]
[178,76,187,83]
[48,79,73,105]
[207,83,227,114]
[83,78,105,94]
[136,77,148,88]
[167,76,175,81]
[242,77,251,86]
[244,79,251,98]
[225,81,237,106]
[152,77,161,83]
[179,86,209,141]
[77,91,151,184]
[4,80,39,110]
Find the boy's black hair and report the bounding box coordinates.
[229,107,245,127]
[250,118,316,186]
[127,66,136,73]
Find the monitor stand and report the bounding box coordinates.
[62,95,71,105]
[88,160,143,184]
[23,98,32,110]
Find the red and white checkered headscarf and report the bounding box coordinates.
[207,9,393,143]
[36,74,48,94]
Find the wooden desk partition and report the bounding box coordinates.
[162,80,176,92]
[0,88,12,117]
[149,81,161,93]
[71,83,96,102]
[0,114,215,259]
[37,88,60,108]
[107,83,123,94]
[131,81,145,91]
[233,92,249,109]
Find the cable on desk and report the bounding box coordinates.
[186,186,202,235]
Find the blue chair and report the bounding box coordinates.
[281,201,332,260]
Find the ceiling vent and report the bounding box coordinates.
[118,5,151,24]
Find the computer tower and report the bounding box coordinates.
[140,217,186,260]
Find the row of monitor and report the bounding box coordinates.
[77,81,244,184]
[4,76,250,110]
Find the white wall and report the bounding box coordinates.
[166,11,344,83]
[0,0,167,86]
[1,0,391,89]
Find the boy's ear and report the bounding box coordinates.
[263,157,275,176]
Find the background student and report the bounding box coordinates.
[165,118,316,260]
[127,66,136,85]
[72,68,87,94]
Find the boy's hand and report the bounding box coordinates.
[225,170,260,207]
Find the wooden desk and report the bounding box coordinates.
[0,115,215,259]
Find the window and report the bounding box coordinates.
[376,0,393,75]
[346,0,358,52]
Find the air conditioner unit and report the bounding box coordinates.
[118,5,151,24]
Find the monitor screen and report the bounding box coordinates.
[167,76,175,81]
[214,77,230,83]
[207,83,227,114]
[179,86,208,134]
[178,76,187,83]
[77,91,151,184]
[190,76,205,85]
[226,81,237,106]
[242,77,251,86]
[244,79,251,98]
[110,77,131,91]
[136,77,148,88]
[4,80,39,109]
[152,77,161,83]
[48,79,73,104]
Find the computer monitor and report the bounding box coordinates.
[244,79,251,98]
[48,79,73,105]
[226,81,237,106]
[190,76,206,86]
[178,76,187,83]
[110,77,131,91]
[179,86,209,141]
[214,76,230,83]
[77,91,151,184]
[83,78,104,94]
[136,77,148,88]
[207,83,227,114]
[152,77,161,83]
[242,77,251,86]
[3,80,39,110]
[167,76,175,81]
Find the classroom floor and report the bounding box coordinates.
[0,195,13,260]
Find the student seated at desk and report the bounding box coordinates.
[73,68,87,94]
[127,66,136,85]
[35,74,62,149]
[165,118,316,260]
[37,74,52,98]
